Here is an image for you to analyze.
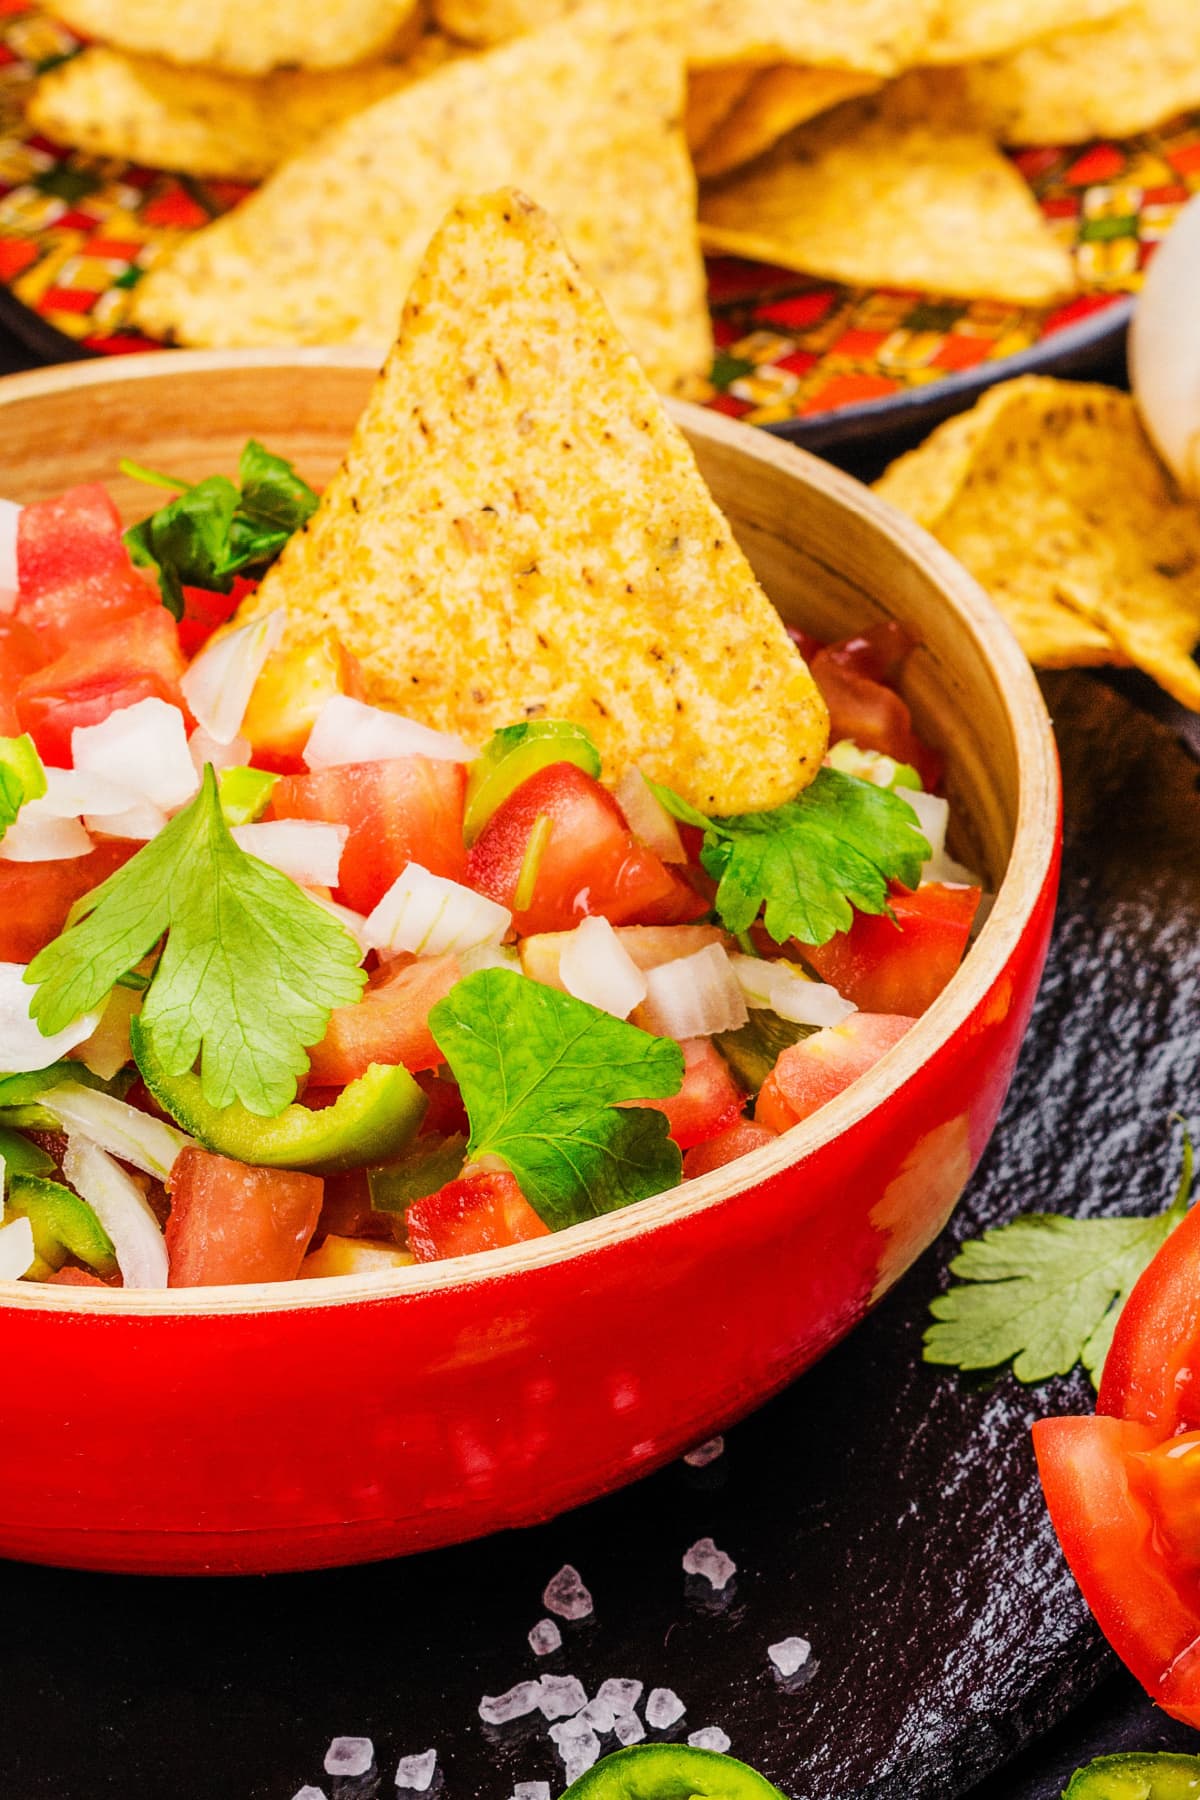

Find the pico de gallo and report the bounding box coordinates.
[0,459,986,1291]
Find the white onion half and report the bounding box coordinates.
[181,609,285,745]
[232,819,347,888]
[558,915,648,1019]
[614,767,686,862]
[640,943,748,1038]
[728,953,856,1028]
[0,499,20,613]
[0,1215,35,1281]
[305,695,473,769]
[72,697,199,813]
[1132,191,1200,497]
[62,1137,168,1289]
[0,963,100,1070]
[364,863,510,957]
[42,1082,190,1181]
[0,814,93,862]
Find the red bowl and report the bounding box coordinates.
[0,352,1060,1574]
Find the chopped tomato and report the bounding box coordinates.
[415,1068,469,1138]
[755,1012,915,1132]
[809,625,941,791]
[16,483,155,653]
[0,618,46,735]
[241,632,365,772]
[802,883,980,1016]
[0,841,134,961]
[467,761,705,936]
[306,953,461,1086]
[1098,1186,1200,1437]
[315,1169,394,1244]
[405,1168,550,1262]
[634,1037,744,1151]
[177,576,256,658]
[272,756,467,914]
[165,1146,322,1286]
[16,607,188,766]
[44,1266,116,1288]
[683,1119,777,1179]
[816,621,914,687]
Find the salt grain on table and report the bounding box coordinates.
[542,1563,594,1621]
[528,1618,562,1656]
[683,1436,725,1468]
[768,1637,812,1678]
[394,1749,438,1792]
[595,1677,643,1715]
[323,1738,375,1779]
[511,1785,551,1800]
[479,1679,543,1725]
[549,1717,601,1781]
[645,1687,686,1729]
[689,1727,732,1753]
[613,1711,646,1746]
[682,1536,737,1590]
[538,1673,589,1719]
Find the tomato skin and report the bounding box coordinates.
[166,1146,323,1286]
[307,954,461,1087]
[272,756,467,914]
[802,883,980,1016]
[0,841,134,961]
[16,607,188,766]
[634,1038,744,1151]
[405,1168,550,1262]
[755,1012,915,1132]
[683,1119,777,1178]
[467,761,699,936]
[177,576,256,658]
[16,483,155,653]
[1098,1193,1200,1437]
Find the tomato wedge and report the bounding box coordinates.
[166,1146,322,1286]
[755,1012,915,1132]
[16,608,188,767]
[0,841,134,961]
[307,954,461,1086]
[1098,1187,1200,1437]
[634,1037,744,1151]
[16,483,156,653]
[802,883,980,1016]
[405,1169,550,1262]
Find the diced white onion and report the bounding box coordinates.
[0,1215,34,1281]
[897,785,949,864]
[25,767,139,821]
[74,986,141,1082]
[0,962,100,1069]
[0,499,20,613]
[728,953,856,1028]
[0,814,93,862]
[302,889,370,954]
[558,916,648,1019]
[364,863,510,957]
[62,1137,168,1289]
[640,944,749,1038]
[189,728,251,777]
[72,697,199,813]
[181,609,285,745]
[614,767,686,863]
[86,800,168,843]
[42,1081,189,1181]
[458,942,523,977]
[305,695,473,769]
[825,740,910,788]
[232,819,347,888]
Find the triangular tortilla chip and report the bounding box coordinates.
[921,0,1125,65]
[130,3,711,397]
[686,65,758,153]
[963,0,1200,145]
[433,0,565,44]
[698,76,1076,305]
[43,0,421,76]
[878,377,1200,702]
[694,65,881,180]
[241,190,829,813]
[27,39,461,182]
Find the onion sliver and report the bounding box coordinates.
[0,1215,34,1281]
[641,944,748,1038]
[0,498,19,613]
[897,786,948,863]
[302,890,370,955]
[0,814,93,862]
[42,1081,190,1181]
[63,1137,168,1289]
[85,800,167,843]
[305,695,473,769]
[73,697,199,812]
[558,916,648,1019]
[190,728,251,776]
[613,767,686,863]
[181,609,285,745]
[365,863,510,957]
[232,819,347,888]
[728,954,855,1028]
[26,767,138,821]
[0,962,99,1070]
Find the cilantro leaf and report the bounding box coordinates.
[25,767,365,1117]
[0,734,46,841]
[429,969,684,1229]
[654,767,929,947]
[924,1129,1195,1388]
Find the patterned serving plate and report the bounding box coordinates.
[1,0,1198,448]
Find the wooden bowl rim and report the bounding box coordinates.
[0,349,1059,1317]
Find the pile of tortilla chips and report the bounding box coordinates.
[876,377,1200,711]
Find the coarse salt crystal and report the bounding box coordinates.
[682,1537,737,1591]
[688,1728,732,1753]
[549,1718,601,1782]
[543,1563,593,1621]
[595,1678,643,1715]
[292,1788,327,1800]
[646,1688,686,1729]
[528,1618,562,1657]
[512,1786,551,1800]
[579,1697,616,1734]
[768,1637,812,1679]
[479,1680,543,1725]
[614,1712,646,1747]
[538,1673,588,1720]
[683,1437,725,1468]
[323,1738,375,1778]
[395,1749,438,1792]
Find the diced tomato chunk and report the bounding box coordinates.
[307,953,461,1086]
[405,1168,549,1262]
[43,1266,116,1288]
[0,617,45,736]
[177,575,257,657]
[415,1068,469,1138]
[467,761,704,936]
[810,628,941,791]
[16,483,156,654]
[272,756,467,914]
[634,1037,744,1151]
[683,1118,777,1179]
[816,621,914,687]
[755,1012,916,1132]
[0,841,134,961]
[316,1169,394,1244]
[16,607,188,766]
[166,1146,322,1286]
[241,632,365,773]
[802,883,980,1016]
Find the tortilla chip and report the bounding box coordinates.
[698,76,1076,305]
[694,65,881,180]
[963,0,1200,145]
[878,377,1200,705]
[43,0,421,76]
[433,0,565,44]
[686,64,758,154]
[921,0,1125,65]
[27,40,462,182]
[130,3,711,397]
[240,190,829,813]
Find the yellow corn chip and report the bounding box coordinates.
[686,64,758,154]
[433,0,564,44]
[878,377,1200,706]
[698,76,1076,305]
[963,0,1200,145]
[694,65,881,180]
[27,41,462,182]
[130,3,711,397]
[241,190,829,813]
[43,0,421,76]
[921,0,1125,65]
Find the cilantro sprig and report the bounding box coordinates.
[25,766,365,1117]
[123,439,318,619]
[652,766,930,947]
[429,969,685,1228]
[924,1125,1195,1389]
